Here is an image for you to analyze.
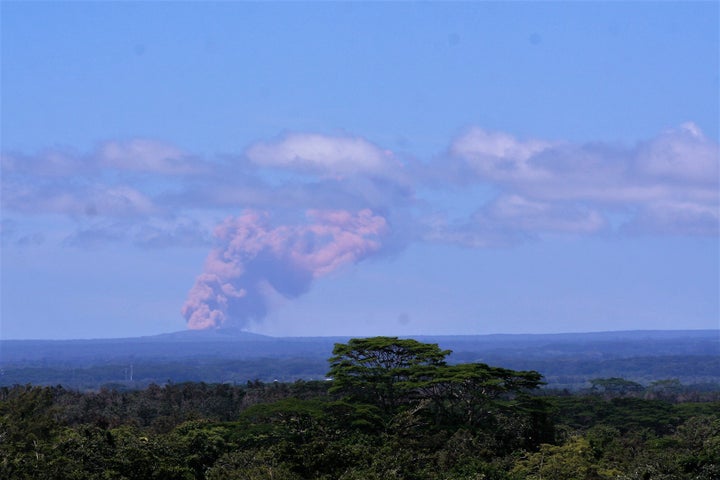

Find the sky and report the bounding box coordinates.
[1,1,718,340]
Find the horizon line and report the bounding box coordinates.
[2,327,718,343]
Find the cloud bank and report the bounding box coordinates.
[2,125,717,329]
[433,123,718,244]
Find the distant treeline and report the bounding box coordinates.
[2,354,718,392]
[0,357,328,390]
[3,330,718,391]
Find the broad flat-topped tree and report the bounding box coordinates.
[328,336,450,412]
[327,336,545,423]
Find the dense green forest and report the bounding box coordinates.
[2,337,718,479]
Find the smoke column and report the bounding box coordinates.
[182,209,389,330]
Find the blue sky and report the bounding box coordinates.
[1,1,718,339]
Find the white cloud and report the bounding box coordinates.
[2,182,157,218]
[3,125,717,252]
[635,122,719,183]
[449,127,554,183]
[448,123,719,236]
[98,139,202,175]
[421,194,606,248]
[246,133,400,177]
[481,195,606,234]
[626,200,719,236]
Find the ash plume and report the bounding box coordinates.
[182,209,389,330]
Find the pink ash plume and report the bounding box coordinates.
[182,209,388,330]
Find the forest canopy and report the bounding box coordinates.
[1,337,718,479]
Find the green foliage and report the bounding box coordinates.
[590,377,644,394]
[0,337,717,479]
[512,435,624,479]
[550,395,683,435]
[206,449,300,480]
[170,421,230,479]
[328,336,450,411]
[422,363,545,426]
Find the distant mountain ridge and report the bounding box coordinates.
[2,329,717,363]
[150,328,274,342]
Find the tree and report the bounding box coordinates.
[206,449,300,480]
[590,377,643,396]
[327,337,450,412]
[422,363,544,417]
[512,435,623,480]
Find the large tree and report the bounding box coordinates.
[327,337,551,449]
[420,363,545,424]
[327,337,450,412]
